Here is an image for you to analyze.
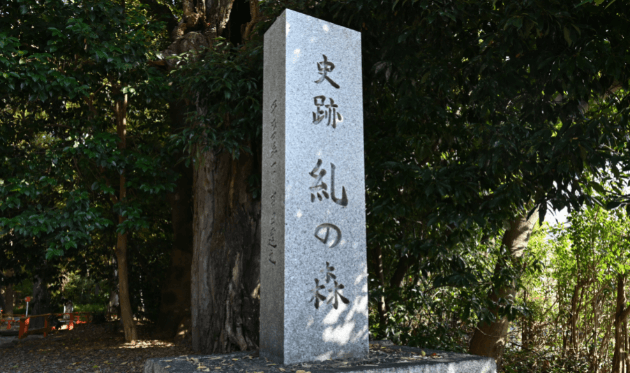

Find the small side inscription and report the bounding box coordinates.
[268,99,279,265]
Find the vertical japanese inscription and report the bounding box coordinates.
[268,99,279,265]
[307,53,351,310]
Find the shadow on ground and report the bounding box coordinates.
[0,322,195,373]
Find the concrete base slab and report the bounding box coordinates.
[144,341,496,373]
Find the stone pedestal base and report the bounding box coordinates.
[144,341,496,373]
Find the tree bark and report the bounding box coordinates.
[468,208,538,368]
[389,255,411,288]
[191,145,260,353]
[160,0,261,354]
[589,285,603,373]
[156,0,260,353]
[31,273,51,329]
[521,288,532,351]
[565,278,586,357]
[612,274,630,373]
[113,88,137,342]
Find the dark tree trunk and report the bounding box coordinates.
[2,270,14,314]
[521,288,532,351]
[612,274,630,373]
[468,209,538,369]
[113,88,137,342]
[389,255,411,288]
[107,255,120,318]
[5,284,14,314]
[191,146,261,353]
[157,102,194,338]
[155,0,261,353]
[31,273,51,329]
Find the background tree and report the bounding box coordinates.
[0,0,177,341]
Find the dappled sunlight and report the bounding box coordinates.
[0,323,194,372]
[322,321,355,345]
[320,263,368,348]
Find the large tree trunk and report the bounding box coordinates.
[116,229,137,341]
[31,273,51,329]
[468,209,538,368]
[114,89,137,342]
[154,0,261,353]
[191,146,261,353]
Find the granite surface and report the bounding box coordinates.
[261,5,287,363]
[144,341,496,373]
[261,9,367,365]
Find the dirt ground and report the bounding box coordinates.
[0,322,195,373]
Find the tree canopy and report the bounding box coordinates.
[2,0,630,370]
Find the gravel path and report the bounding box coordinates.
[0,323,194,373]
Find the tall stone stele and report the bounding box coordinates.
[261,9,368,365]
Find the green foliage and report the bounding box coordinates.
[503,204,630,371]
[171,39,263,165]
[0,0,175,258]
[73,303,108,314]
[0,0,178,323]
[56,272,110,310]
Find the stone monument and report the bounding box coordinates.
[260,9,368,365]
[144,9,497,373]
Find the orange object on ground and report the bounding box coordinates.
[18,317,30,338]
[17,312,91,339]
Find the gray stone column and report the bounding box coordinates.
[261,9,368,365]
